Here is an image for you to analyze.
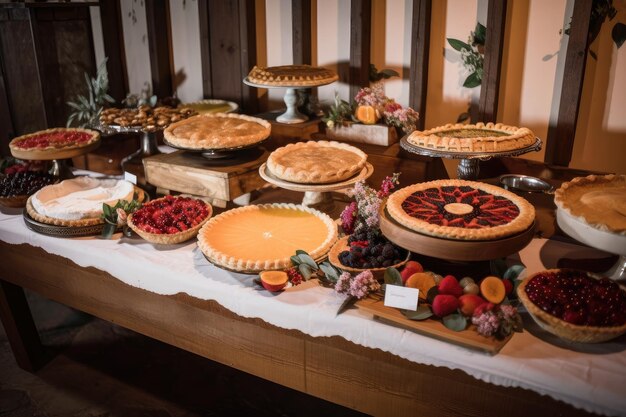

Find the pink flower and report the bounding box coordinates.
[335,272,352,294]
[340,202,358,234]
[348,270,380,299]
[116,208,128,226]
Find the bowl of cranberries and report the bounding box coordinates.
[518,269,626,343]
[0,171,57,208]
[127,195,212,244]
[328,231,410,279]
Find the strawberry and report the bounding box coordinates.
[502,279,514,295]
[438,275,463,297]
[432,294,460,317]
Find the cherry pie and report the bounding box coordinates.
[127,195,212,244]
[9,128,100,160]
[386,179,535,240]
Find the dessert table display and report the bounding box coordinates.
[401,123,542,180]
[244,65,338,124]
[9,127,102,179]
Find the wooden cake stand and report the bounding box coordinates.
[10,140,101,179]
[259,162,374,210]
[378,204,536,261]
[243,77,336,124]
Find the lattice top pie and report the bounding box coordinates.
[267,140,367,184]
[386,179,535,240]
[9,128,100,159]
[163,113,271,149]
[407,122,535,152]
[197,203,337,272]
[554,174,626,235]
[247,65,338,87]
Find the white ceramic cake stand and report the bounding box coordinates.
[259,162,373,210]
[556,208,626,281]
[243,77,336,124]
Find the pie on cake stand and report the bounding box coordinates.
[9,128,101,179]
[401,123,542,180]
[554,174,626,281]
[244,65,338,124]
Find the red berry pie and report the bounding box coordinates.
[386,179,535,240]
[518,269,626,343]
[127,195,212,244]
[9,128,100,160]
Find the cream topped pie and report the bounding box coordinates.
[267,140,367,184]
[386,179,535,240]
[27,177,137,227]
[9,128,100,160]
[554,174,626,235]
[407,122,535,152]
[247,65,338,87]
[197,203,338,272]
[163,113,271,149]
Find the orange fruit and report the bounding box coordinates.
[405,272,436,299]
[355,105,379,125]
[479,276,506,304]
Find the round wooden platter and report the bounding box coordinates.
[379,205,536,261]
[10,139,101,161]
[259,162,374,192]
[327,236,410,280]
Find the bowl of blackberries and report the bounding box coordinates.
[329,230,410,279]
[0,171,57,208]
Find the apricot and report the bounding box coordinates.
[401,260,424,284]
[479,276,506,304]
[405,272,436,299]
[260,270,289,292]
[458,294,487,317]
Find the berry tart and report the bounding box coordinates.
[163,113,271,150]
[386,179,535,240]
[518,269,626,343]
[0,171,57,208]
[9,128,100,160]
[127,195,212,244]
[246,65,338,87]
[197,203,337,272]
[266,141,367,184]
[26,177,139,227]
[407,122,535,153]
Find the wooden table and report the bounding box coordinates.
[0,156,613,417]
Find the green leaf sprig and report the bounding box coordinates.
[67,58,115,128]
[447,22,486,89]
[100,192,143,239]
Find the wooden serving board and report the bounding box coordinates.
[379,205,536,261]
[355,296,512,355]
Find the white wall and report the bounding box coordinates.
[119,0,152,97]
[169,1,203,103]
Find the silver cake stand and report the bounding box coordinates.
[94,123,162,170]
[400,136,543,180]
[243,77,336,124]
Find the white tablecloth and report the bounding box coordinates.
[1,208,624,416]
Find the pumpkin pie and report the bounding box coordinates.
[554,174,626,235]
[197,203,338,272]
[407,122,535,152]
[247,65,338,87]
[386,179,535,240]
[9,128,100,160]
[26,177,139,227]
[163,113,271,149]
[267,140,367,184]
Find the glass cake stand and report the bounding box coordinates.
[243,77,336,124]
[400,136,543,180]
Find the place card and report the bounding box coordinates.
[124,171,137,185]
[384,285,419,311]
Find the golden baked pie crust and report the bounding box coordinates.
[247,65,338,87]
[9,128,100,159]
[554,174,626,235]
[407,122,535,152]
[386,179,535,240]
[197,203,338,271]
[267,140,367,184]
[163,113,271,149]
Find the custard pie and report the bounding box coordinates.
[407,122,535,152]
[267,140,367,184]
[164,113,271,149]
[247,65,338,87]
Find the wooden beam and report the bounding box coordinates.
[238,0,258,113]
[145,0,174,99]
[198,0,212,98]
[477,0,507,123]
[408,0,431,130]
[292,0,312,65]
[545,0,593,166]
[349,0,371,99]
[98,0,128,102]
